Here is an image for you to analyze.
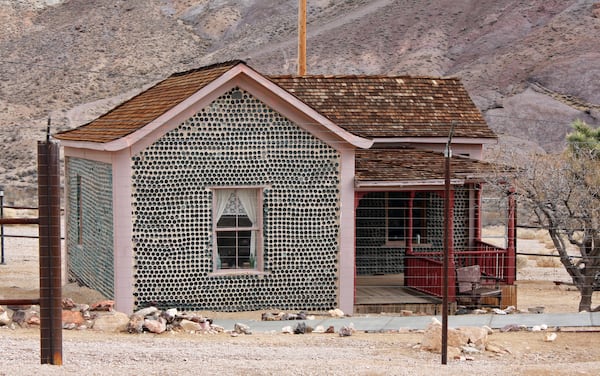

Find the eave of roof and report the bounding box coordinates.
[355,148,497,188]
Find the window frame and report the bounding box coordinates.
[210,187,264,275]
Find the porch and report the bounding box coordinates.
[355,240,517,314]
[355,274,446,315]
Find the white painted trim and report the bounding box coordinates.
[338,148,356,313]
[371,137,497,145]
[112,148,134,314]
[58,63,373,152]
[355,179,465,188]
[63,146,113,164]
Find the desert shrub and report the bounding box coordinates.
[518,229,537,240]
[516,255,529,269]
[535,256,562,268]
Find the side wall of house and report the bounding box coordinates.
[131,88,341,311]
[65,157,114,298]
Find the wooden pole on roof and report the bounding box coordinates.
[298,0,307,76]
[441,121,456,365]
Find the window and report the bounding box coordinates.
[213,188,262,271]
[386,192,428,245]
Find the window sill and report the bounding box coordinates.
[209,270,270,278]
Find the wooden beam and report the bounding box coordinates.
[298,0,307,76]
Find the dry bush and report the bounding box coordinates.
[516,255,529,269]
[518,229,537,240]
[534,230,551,242]
[535,256,562,268]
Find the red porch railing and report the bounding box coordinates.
[404,254,447,298]
[405,240,514,299]
[461,240,515,285]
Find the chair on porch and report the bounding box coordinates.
[456,265,502,308]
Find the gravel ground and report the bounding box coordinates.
[1,328,600,375]
[1,222,600,375]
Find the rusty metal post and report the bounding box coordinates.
[1,188,4,264]
[37,140,62,365]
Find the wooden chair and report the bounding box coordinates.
[456,265,502,308]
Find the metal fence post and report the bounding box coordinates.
[1,188,4,264]
[37,140,62,365]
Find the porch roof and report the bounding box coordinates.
[355,148,496,186]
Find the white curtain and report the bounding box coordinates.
[215,189,235,221]
[237,189,258,259]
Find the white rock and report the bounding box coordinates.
[133,306,159,318]
[0,311,11,326]
[312,325,326,333]
[461,345,481,354]
[234,322,252,335]
[328,308,344,318]
[281,325,293,334]
[544,333,557,342]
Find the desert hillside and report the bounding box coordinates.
[1,0,599,204]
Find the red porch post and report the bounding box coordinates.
[407,191,414,251]
[506,188,517,284]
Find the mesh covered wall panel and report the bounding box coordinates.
[131,88,341,311]
[65,157,114,298]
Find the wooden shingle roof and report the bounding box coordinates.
[355,148,495,183]
[55,61,496,143]
[269,75,495,139]
[54,61,244,143]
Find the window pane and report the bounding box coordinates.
[217,215,236,228]
[217,231,237,268]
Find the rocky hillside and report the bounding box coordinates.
[1,0,599,204]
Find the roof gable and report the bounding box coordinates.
[269,75,495,139]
